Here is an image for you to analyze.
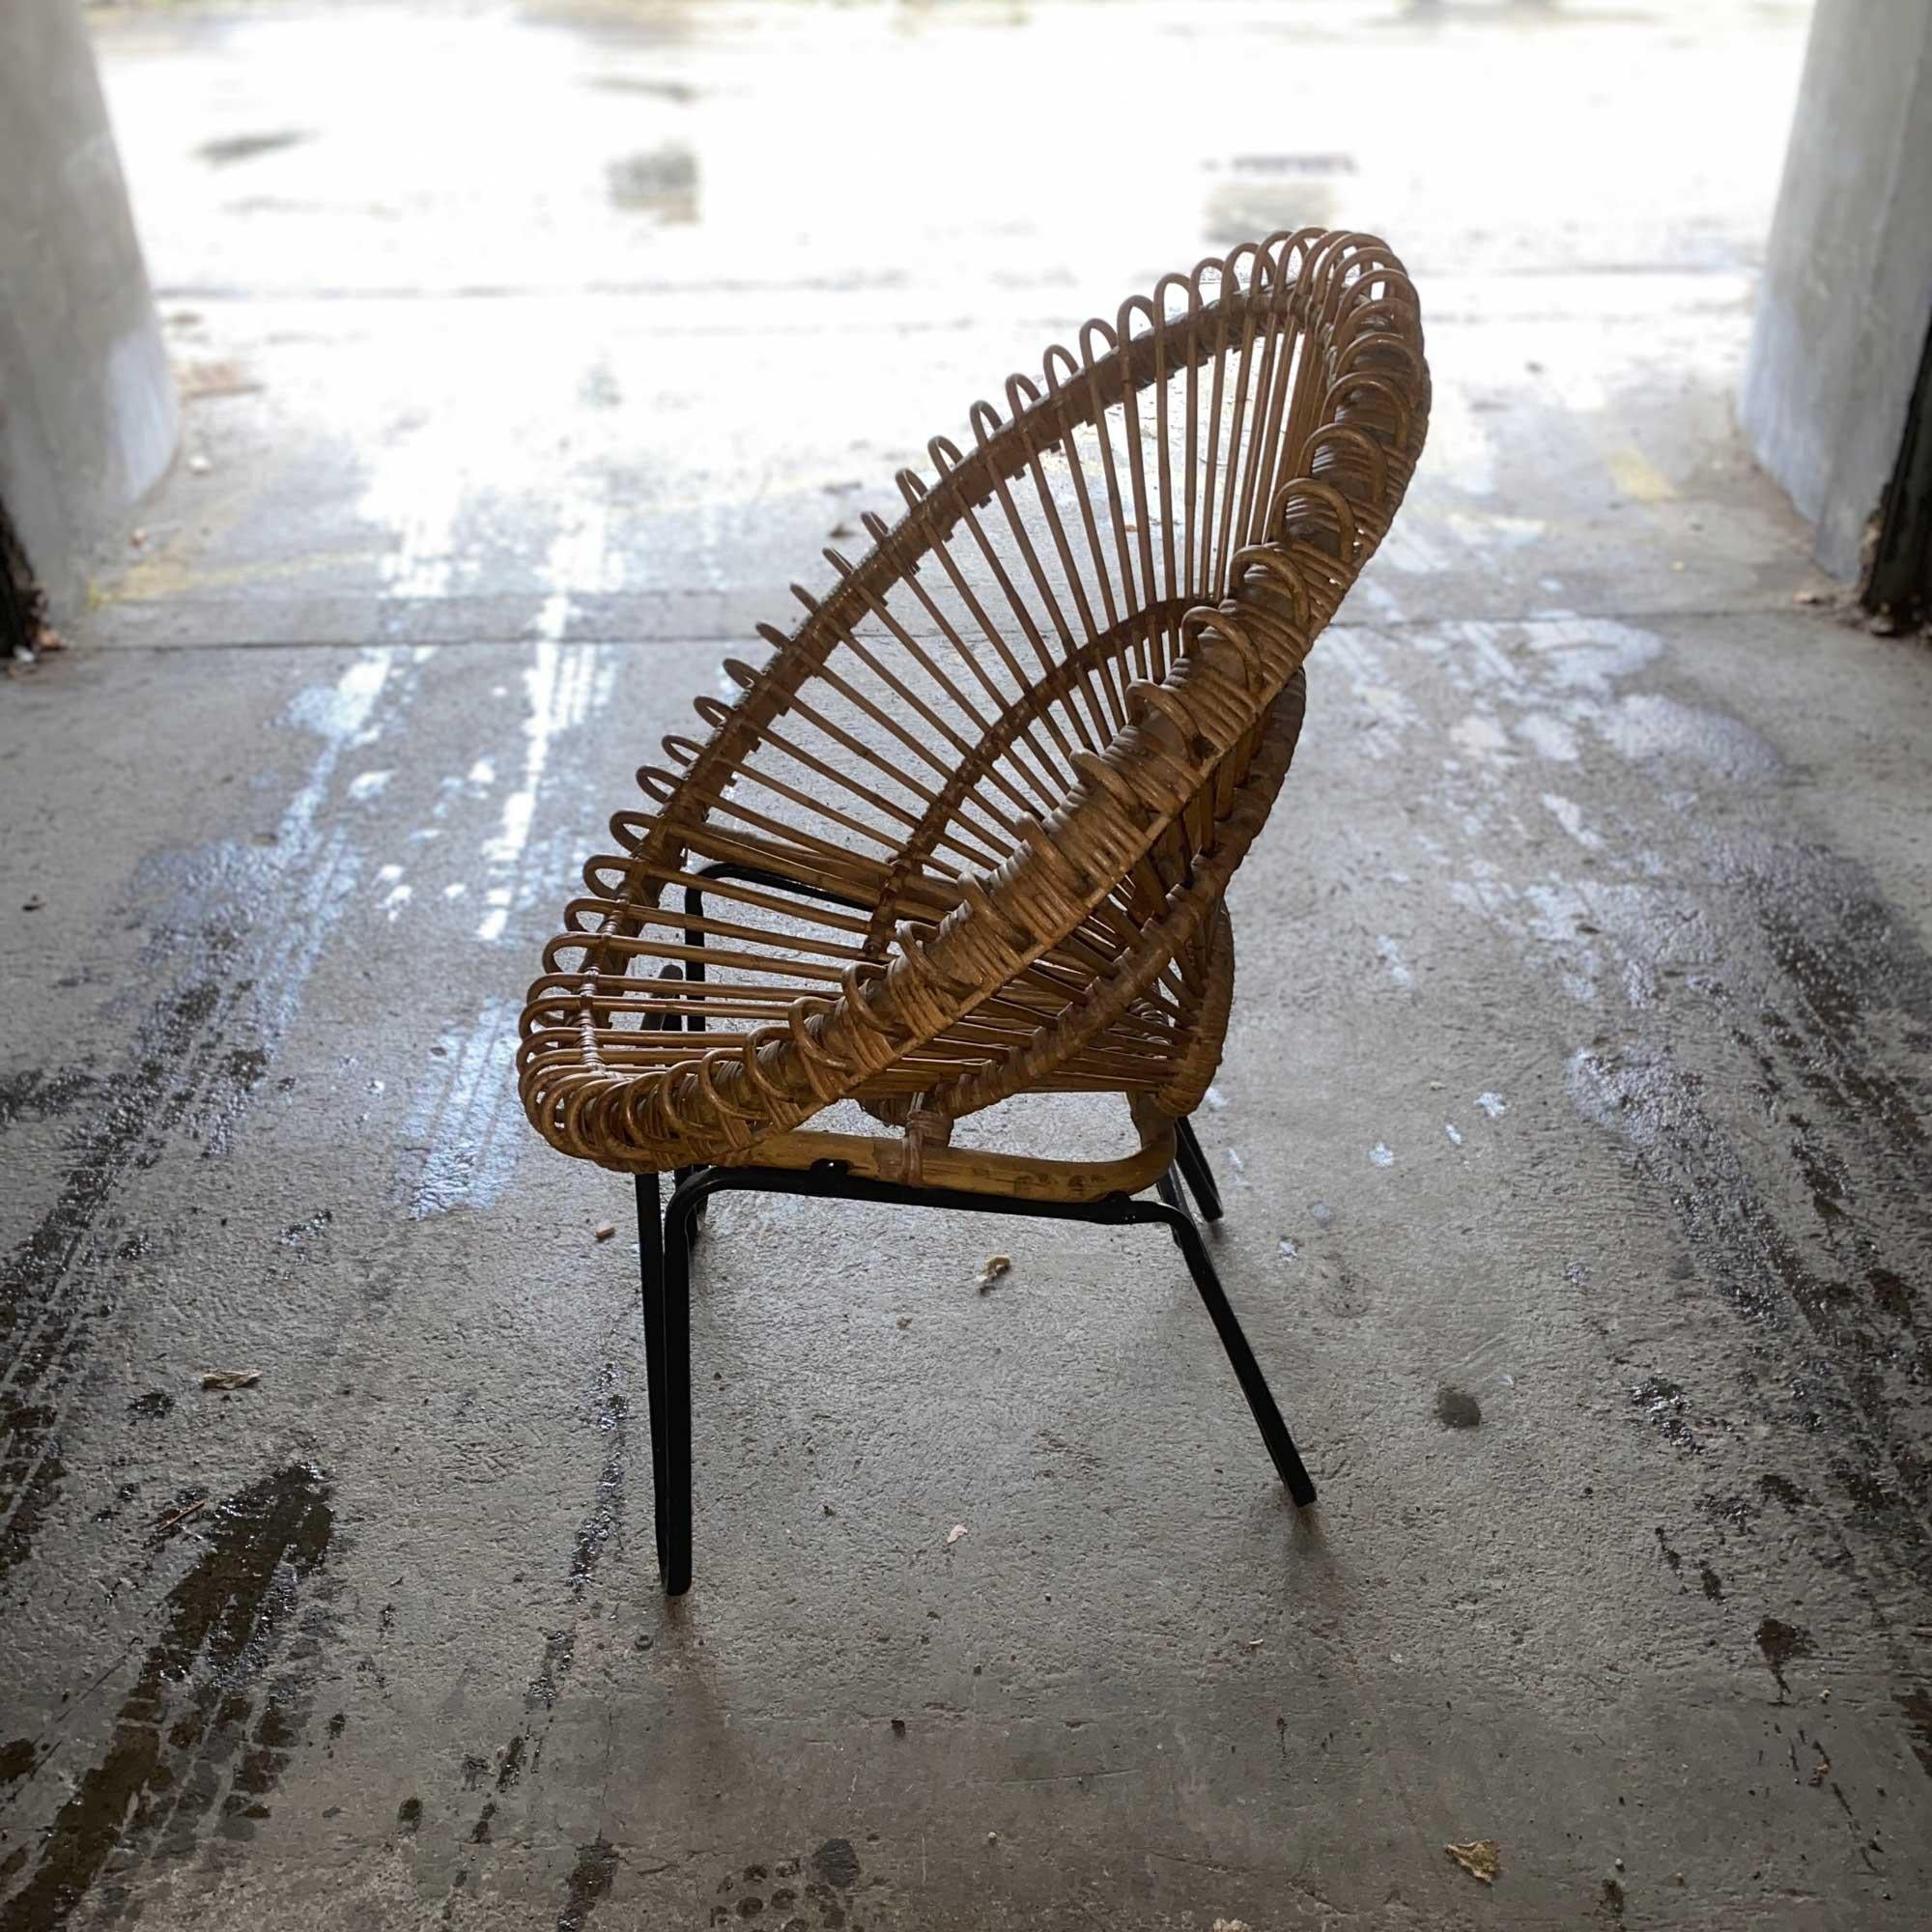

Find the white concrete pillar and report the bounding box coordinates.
[1741,0,1932,582]
[0,0,176,613]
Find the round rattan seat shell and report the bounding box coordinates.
[519,230,1429,1176]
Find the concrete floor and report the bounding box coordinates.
[6,1,1932,1926]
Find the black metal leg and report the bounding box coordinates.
[638,1163,1315,1591]
[671,1164,707,1238]
[654,1179,701,1596]
[1173,1115,1224,1222]
[1152,1172,1315,1506]
[634,1173,673,1584]
[650,963,706,1240]
[626,1149,1315,1591]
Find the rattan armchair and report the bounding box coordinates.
[519,231,1429,1594]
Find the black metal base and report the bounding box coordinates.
[631,1119,1314,1597]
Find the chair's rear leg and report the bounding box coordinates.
[1152,1173,1316,1507]
[655,1184,700,1596]
[673,1163,706,1239]
[668,925,713,1241]
[1173,1115,1224,1222]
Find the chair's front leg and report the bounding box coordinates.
[635,1173,672,1582]
[654,1179,701,1596]
[1151,1173,1315,1507]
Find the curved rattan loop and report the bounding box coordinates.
[519,232,1430,1173]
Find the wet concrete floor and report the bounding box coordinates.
[5,2,1932,1926]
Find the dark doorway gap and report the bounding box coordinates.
[1865,314,1932,627]
[0,498,47,660]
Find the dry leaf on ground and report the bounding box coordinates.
[201,1368,260,1390]
[1445,1839,1500,1884]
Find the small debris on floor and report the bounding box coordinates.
[592,1221,616,1242]
[977,1254,1011,1293]
[152,1495,208,1534]
[1444,1839,1500,1884]
[1435,1384,1482,1429]
[200,1368,260,1390]
[21,896,43,913]
[890,1718,906,1737]
[1225,1148,1244,1172]
[186,453,212,475]
[985,1832,997,1844]
[945,1523,969,1547]
[1204,1086,1228,1110]
[895,1315,912,1329]
[1210,1920,1253,1932]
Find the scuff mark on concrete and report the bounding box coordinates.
[0,1463,333,1930]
